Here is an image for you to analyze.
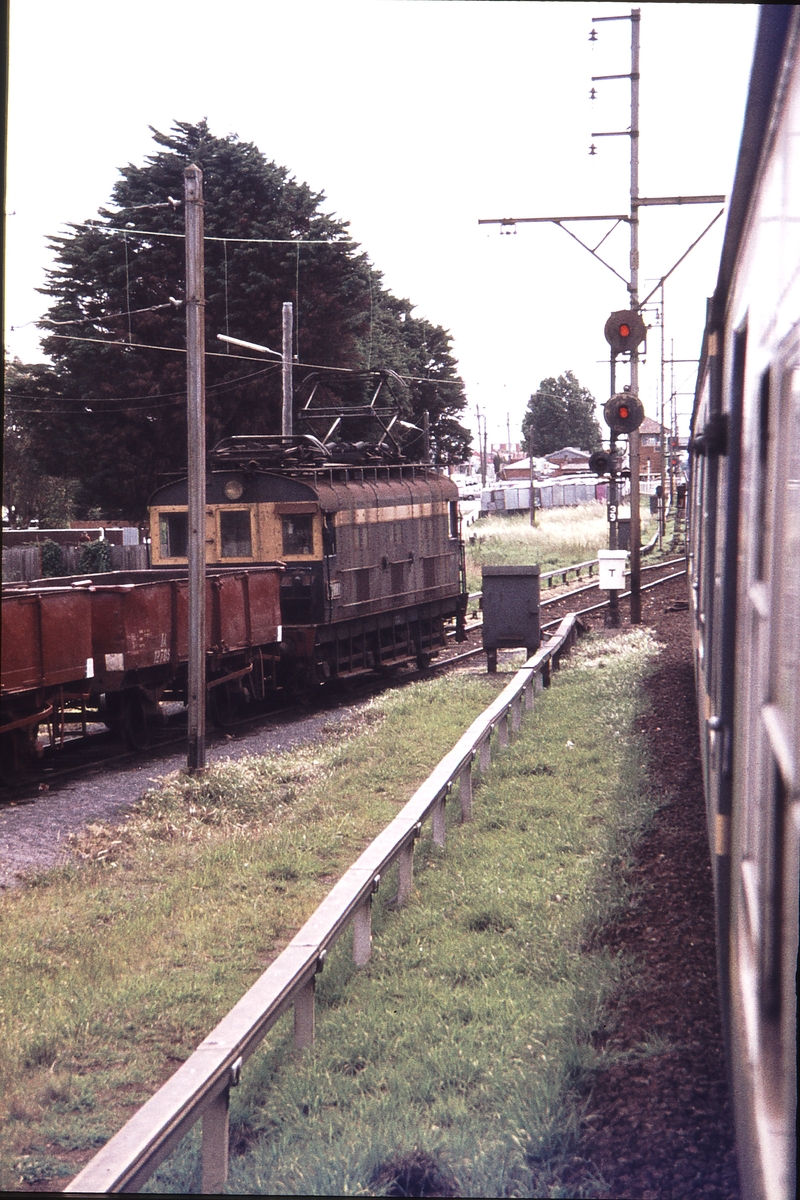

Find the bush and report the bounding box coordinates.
[40,539,64,577]
[78,539,111,574]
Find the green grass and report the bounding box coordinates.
[0,679,506,1190]
[145,629,663,1196]
[464,503,659,594]
[0,627,665,1194]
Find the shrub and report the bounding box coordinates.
[40,539,64,577]
[78,539,111,574]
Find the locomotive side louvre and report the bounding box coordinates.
[689,10,799,1200]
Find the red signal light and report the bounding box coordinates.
[603,392,645,433]
[604,309,647,355]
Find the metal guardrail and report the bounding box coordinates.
[540,557,598,586]
[64,613,580,1195]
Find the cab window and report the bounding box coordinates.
[220,510,252,557]
[159,511,188,559]
[282,514,314,556]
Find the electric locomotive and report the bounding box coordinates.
[149,434,467,695]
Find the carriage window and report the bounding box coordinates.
[449,501,459,539]
[220,510,252,557]
[159,512,188,559]
[282,514,314,556]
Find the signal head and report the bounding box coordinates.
[603,392,645,434]
[604,309,647,356]
[589,449,616,476]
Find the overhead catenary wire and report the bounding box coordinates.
[4,364,280,407]
[70,221,355,245]
[41,333,465,384]
[14,299,183,329]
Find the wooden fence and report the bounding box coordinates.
[64,613,580,1194]
[2,544,149,582]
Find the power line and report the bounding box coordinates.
[42,332,464,384]
[71,221,355,245]
[4,365,279,406]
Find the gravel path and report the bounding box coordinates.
[0,704,368,891]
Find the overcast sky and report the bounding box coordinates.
[5,1,759,448]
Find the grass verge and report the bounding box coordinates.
[0,676,507,1191]
[1,627,663,1194]
[144,628,663,1197]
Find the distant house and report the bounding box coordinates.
[544,447,592,476]
[500,456,556,481]
[639,417,667,473]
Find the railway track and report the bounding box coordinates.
[1,557,686,804]
[439,555,687,667]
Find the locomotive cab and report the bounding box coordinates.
[149,471,327,629]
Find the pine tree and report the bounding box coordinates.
[521,371,602,457]
[7,121,470,518]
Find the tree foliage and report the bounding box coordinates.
[521,371,602,457]
[5,121,470,519]
[3,362,80,527]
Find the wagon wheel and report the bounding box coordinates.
[208,681,240,728]
[99,693,123,737]
[120,689,152,750]
[286,660,322,705]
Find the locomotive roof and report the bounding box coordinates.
[149,466,458,511]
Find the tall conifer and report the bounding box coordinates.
[7,121,470,518]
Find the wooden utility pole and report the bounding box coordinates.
[282,301,293,437]
[185,164,207,773]
[476,405,486,486]
[528,428,536,526]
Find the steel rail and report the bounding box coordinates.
[540,568,687,632]
[65,614,580,1194]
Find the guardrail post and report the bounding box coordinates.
[458,762,473,822]
[353,898,373,967]
[397,829,419,906]
[479,733,491,774]
[511,693,522,732]
[432,791,447,847]
[498,712,509,748]
[525,679,535,710]
[201,1086,229,1194]
[542,660,551,689]
[294,977,316,1049]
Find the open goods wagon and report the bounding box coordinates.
[1,565,283,769]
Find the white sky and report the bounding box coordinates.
[5,0,759,449]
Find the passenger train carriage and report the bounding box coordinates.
[688,8,799,1199]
